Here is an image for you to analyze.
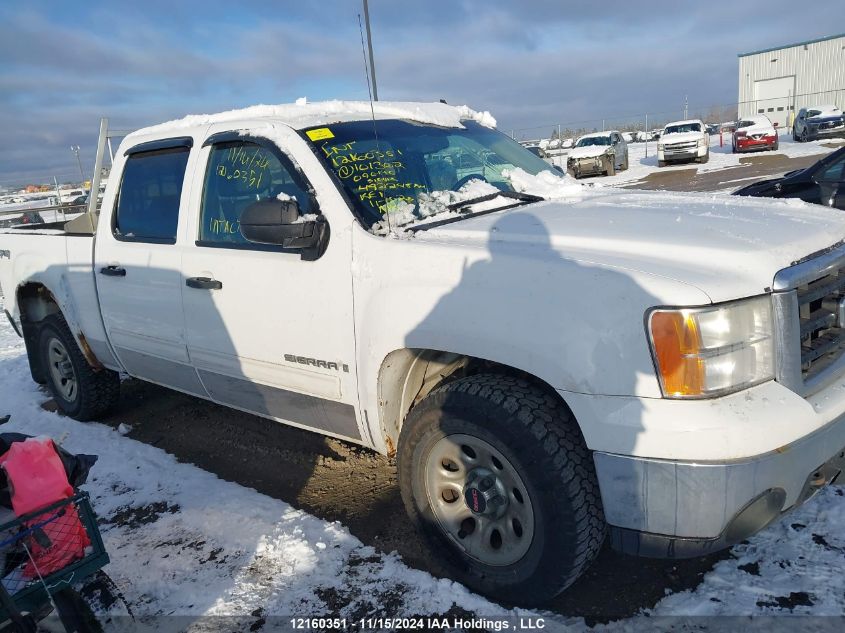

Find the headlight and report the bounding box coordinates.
[698,138,707,147]
[647,295,774,398]
[657,144,664,151]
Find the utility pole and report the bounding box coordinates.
[70,145,84,184]
[683,95,688,120]
[362,0,378,100]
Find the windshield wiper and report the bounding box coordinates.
[447,190,544,212]
[409,190,545,233]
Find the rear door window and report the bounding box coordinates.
[114,147,189,243]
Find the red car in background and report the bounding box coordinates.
[732,115,779,153]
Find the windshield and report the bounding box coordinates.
[575,135,610,147]
[664,123,701,134]
[304,119,555,230]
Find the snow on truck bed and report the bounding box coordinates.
[1,304,844,628]
[129,99,497,139]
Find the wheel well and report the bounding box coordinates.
[16,283,63,383]
[16,283,102,371]
[376,348,570,456]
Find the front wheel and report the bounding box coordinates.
[398,374,605,605]
[605,156,616,176]
[38,314,120,421]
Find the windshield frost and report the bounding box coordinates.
[304,119,559,232]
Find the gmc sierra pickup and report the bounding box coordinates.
[2,100,845,605]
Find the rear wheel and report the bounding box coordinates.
[398,374,606,605]
[52,587,103,633]
[621,152,629,171]
[38,314,120,421]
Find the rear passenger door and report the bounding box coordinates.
[95,137,207,395]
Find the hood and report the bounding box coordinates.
[807,114,845,124]
[413,189,845,303]
[568,145,612,159]
[659,131,703,144]
[736,124,775,136]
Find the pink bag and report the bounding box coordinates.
[0,437,90,578]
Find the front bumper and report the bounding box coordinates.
[658,144,707,162]
[568,155,609,176]
[808,125,845,140]
[593,408,845,558]
[736,137,776,152]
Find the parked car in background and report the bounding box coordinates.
[705,123,719,135]
[621,132,633,143]
[794,105,845,142]
[734,146,845,209]
[561,138,574,149]
[525,145,547,158]
[649,129,662,141]
[567,131,628,178]
[733,115,779,153]
[657,119,709,167]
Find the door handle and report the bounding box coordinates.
[100,265,126,277]
[186,277,222,290]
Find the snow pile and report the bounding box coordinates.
[371,179,501,235]
[129,101,496,138]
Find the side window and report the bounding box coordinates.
[818,155,845,182]
[114,147,189,243]
[199,141,313,246]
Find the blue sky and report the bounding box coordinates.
[0,0,841,186]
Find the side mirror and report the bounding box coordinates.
[240,198,329,260]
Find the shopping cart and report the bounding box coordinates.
[0,491,109,632]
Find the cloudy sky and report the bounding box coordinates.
[0,0,840,186]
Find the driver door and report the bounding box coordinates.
[179,124,361,441]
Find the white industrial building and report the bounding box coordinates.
[738,33,845,128]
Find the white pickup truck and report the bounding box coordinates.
[3,101,845,605]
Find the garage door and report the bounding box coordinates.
[754,76,795,128]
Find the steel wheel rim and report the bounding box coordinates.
[47,337,78,402]
[424,433,535,566]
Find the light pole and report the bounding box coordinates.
[70,145,85,183]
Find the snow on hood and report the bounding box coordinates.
[414,189,845,303]
[659,131,704,144]
[738,122,775,135]
[568,145,612,159]
[128,100,497,139]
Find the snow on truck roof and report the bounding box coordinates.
[663,119,704,128]
[127,99,497,140]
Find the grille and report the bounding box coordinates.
[797,267,845,379]
[664,141,697,154]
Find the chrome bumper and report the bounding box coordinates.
[593,410,845,558]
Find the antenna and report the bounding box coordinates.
[358,13,389,232]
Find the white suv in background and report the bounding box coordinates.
[657,119,709,167]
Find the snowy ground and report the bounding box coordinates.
[547,135,845,189]
[1,299,845,630]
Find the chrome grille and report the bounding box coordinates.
[797,268,845,379]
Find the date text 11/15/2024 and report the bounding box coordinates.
[289,617,547,631]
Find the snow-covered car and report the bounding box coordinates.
[657,119,709,166]
[566,131,628,178]
[732,115,779,153]
[621,132,633,143]
[4,100,845,606]
[794,105,845,142]
[560,138,574,149]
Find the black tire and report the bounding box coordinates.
[398,374,605,605]
[658,159,666,168]
[51,587,103,633]
[605,157,616,176]
[38,314,119,421]
[621,152,629,171]
[773,141,779,151]
[698,151,709,164]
